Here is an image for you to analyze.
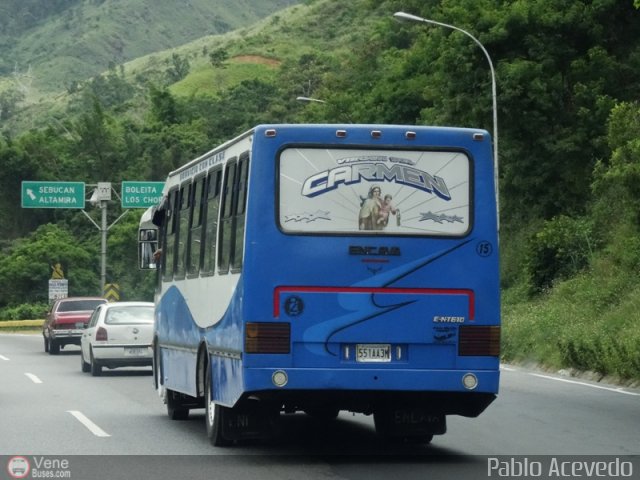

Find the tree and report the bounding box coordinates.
[149,86,178,125]
[166,53,190,83]
[590,102,640,269]
[0,88,25,121]
[0,137,52,238]
[72,97,125,181]
[0,224,98,307]
[208,48,229,68]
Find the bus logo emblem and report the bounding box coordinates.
[284,296,304,317]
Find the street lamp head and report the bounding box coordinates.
[393,12,425,23]
[296,96,326,104]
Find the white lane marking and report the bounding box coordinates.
[531,373,640,396]
[0,354,9,361]
[67,410,111,437]
[500,366,516,371]
[25,373,43,384]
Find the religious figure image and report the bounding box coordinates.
[358,186,383,231]
[377,194,399,227]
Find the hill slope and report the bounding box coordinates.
[0,0,299,99]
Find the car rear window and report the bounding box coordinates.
[57,299,105,312]
[105,306,154,325]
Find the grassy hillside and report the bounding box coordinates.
[122,1,374,98]
[1,0,369,133]
[0,0,299,100]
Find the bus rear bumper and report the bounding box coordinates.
[242,367,499,417]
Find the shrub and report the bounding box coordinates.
[524,215,595,293]
[0,302,49,321]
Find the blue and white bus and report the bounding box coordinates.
[139,124,500,446]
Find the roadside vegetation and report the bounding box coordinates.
[1,0,640,381]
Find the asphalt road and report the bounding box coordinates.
[1,333,639,479]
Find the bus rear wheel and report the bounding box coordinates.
[166,389,190,420]
[205,369,231,447]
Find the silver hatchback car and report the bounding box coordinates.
[80,301,155,376]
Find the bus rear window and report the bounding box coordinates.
[278,148,471,236]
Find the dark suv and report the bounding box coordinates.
[43,297,107,354]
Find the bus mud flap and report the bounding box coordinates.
[374,407,446,438]
[221,403,280,442]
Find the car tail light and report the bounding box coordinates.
[245,322,290,354]
[458,326,500,356]
[96,327,108,341]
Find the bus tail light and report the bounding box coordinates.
[245,322,290,354]
[458,326,500,356]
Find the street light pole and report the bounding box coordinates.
[393,11,499,230]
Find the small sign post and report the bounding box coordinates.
[48,279,68,301]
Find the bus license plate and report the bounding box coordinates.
[356,344,391,363]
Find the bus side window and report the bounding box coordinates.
[174,183,191,280]
[162,189,179,281]
[187,176,205,277]
[218,159,237,275]
[201,168,222,276]
[231,152,249,272]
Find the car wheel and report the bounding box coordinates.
[80,350,90,373]
[49,340,60,355]
[44,336,49,353]
[205,366,231,447]
[90,349,102,377]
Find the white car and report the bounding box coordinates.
[80,301,155,376]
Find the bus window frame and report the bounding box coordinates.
[174,182,192,281]
[162,187,180,282]
[230,152,250,274]
[217,158,238,276]
[275,144,475,238]
[200,166,223,278]
[186,173,206,279]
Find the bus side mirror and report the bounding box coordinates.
[139,228,159,270]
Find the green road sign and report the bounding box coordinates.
[121,181,165,209]
[22,181,85,208]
